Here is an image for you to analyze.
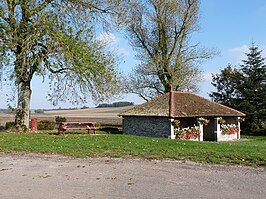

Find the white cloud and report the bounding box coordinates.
[229,45,249,54]
[96,32,119,46]
[118,48,130,56]
[96,32,131,57]
[202,72,213,81]
[228,45,249,64]
[261,46,266,57]
[228,44,266,64]
[229,45,249,60]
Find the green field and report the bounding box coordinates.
[0,131,265,167]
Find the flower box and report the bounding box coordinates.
[221,124,239,134]
[175,126,200,140]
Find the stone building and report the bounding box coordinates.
[119,90,245,141]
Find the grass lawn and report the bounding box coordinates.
[0,131,265,167]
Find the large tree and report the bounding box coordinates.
[238,44,266,133]
[0,0,123,131]
[124,0,215,100]
[210,44,266,134]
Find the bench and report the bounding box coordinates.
[58,122,96,135]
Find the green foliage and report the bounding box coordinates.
[210,65,241,108]
[95,122,101,128]
[38,120,55,130]
[197,117,210,125]
[55,116,67,123]
[0,0,123,130]
[238,44,266,134]
[0,133,265,167]
[210,44,266,134]
[5,122,16,130]
[171,120,180,128]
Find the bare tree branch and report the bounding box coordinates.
[124,0,215,99]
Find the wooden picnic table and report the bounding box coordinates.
[58,122,96,135]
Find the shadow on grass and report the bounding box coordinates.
[98,127,123,134]
[45,127,123,136]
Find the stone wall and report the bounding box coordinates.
[122,116,171,138]
[122,116,241,141]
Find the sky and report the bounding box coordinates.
[1,0,266,109]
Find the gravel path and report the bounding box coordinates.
[0,153,265,199]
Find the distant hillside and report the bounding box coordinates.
[36,106,134,118]
[0,109,13,114]
[1,106,135,126]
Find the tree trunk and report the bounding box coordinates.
[15,80,32,131]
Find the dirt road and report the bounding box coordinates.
[0,154,265,199]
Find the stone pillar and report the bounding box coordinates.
[170,119,175,139]
[237,117,241,139]
[199,124,203,141]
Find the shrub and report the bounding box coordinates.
[252,129,266,136]
[5,122,16,130]
[95,122,101,128]
[38,120,55,130]
[55,116,67,123]
[100,127,122,134]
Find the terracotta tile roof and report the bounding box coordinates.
[119,91,245,117]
